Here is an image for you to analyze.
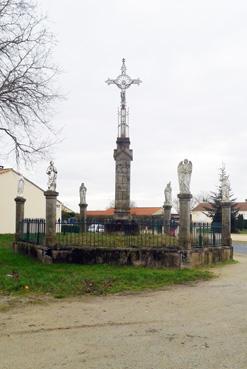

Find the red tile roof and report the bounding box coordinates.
[192,203,212,211]
[193,202,247,212]
[130,207,162,216]
[87,208,115,217]
[235,202,247,211]
[87,207,163,217]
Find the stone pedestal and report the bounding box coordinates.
[163,204,172,233]
[113,137,133,220]
[44,190,59,247]
[178,193,192,250]
[15,196,26,241]
[79,203,88,232]
[221,201,232,246]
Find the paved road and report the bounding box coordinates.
[1,255,247,369]
[233,243,247,254]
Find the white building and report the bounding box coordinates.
[0,167,63,233]
[192,203,212,223]
[192,202,247,223]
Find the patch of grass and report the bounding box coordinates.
[0,234,14,248]
[57,232,177,248]
[208,259,238,268]
[0,234,213,298]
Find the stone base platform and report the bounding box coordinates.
[13,242,233,268]
[190,246,233,267]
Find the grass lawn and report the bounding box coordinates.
[56,231,177,248]
[0,234,214,298]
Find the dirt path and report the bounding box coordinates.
[1,255,247,369]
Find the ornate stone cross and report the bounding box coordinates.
[106,58,142,137]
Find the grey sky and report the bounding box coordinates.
[5,0,247,211]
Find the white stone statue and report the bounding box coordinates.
[222,175,230,202]
[164,182,172,206]
[46,161,57,191]
[79,182,87,204]
[177,159,192,194]
[17,176,24,196]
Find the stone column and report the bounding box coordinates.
[178,193,192,250]
[15,196,26,241]
[79,203,88,232]
[113,137,133,220]
[221,201,232,246]
[163,204,172,233]
[44,190,59,247]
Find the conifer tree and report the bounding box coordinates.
[204,165,239,231]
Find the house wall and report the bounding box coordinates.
[239,210,247,220]
[0,170,61,233]
[192,208,247,223]
[192,211,211,223]
[0,171,16,233]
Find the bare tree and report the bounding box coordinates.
[173,192,210,214]
[0,0,59,164]
[172,198,179,214]
[191,192,210,209]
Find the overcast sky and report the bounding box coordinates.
[5,0,247,211]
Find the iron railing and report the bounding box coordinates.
[56,219,178,248]
[19,219,45,244]
[18,219,223,248]
[191,222,222,247]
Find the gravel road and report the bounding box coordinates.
[1,254,247,369]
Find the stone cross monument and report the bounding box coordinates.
[106,59,142,219]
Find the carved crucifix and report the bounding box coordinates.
[106,59,142,137]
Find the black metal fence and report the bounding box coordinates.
[18,219,222,248]
[19,219,45,244]
[191,222,222,247]
[56,219,178,248]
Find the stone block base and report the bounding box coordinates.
[190,246,233,267]
[13,242,233,269]
[14,242,181,268]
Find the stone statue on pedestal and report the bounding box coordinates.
[222,175,230,202]
[178,159,192,194]
[46,161,57,191]
[79,183,87,204]
[164,182,172,206]
[17,176,24,196]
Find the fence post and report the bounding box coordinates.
[163,204,172,233]
[44,190,59,247]
[221,201,232,246]
[178,193,192,251]
[15,196,26,241]
[79,203,88,232]
[37,219,40,244]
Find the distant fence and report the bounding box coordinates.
[191,222,222,247]
[18,219,222,248]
